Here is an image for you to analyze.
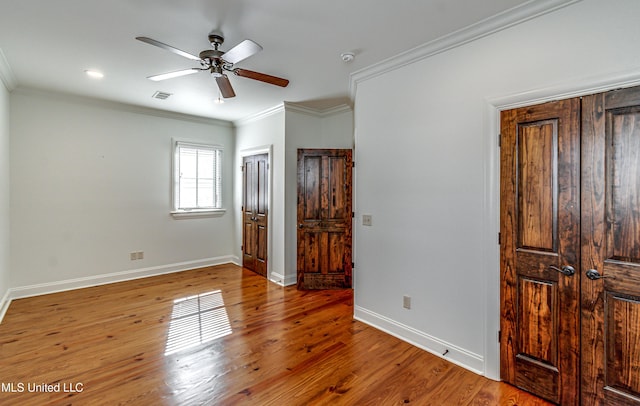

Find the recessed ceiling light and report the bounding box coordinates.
[84,70,104,79]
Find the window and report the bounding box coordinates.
[172,141,224,217]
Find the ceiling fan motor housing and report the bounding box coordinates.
[199,49,225,61]
[208,34,224,47]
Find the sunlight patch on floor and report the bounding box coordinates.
[164,290,232,356]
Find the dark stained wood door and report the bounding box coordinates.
[242,153,268,277]
[581,87,640,405]
[297,149,353,289]
[500,99,581,405]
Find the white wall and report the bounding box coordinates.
[0,81,10,312]
[9,89,236,294]
[234,105,353,285]
[353,0,640,378]
[234,108,286,283]
[283,105,354,283]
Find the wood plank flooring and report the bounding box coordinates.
[0,264,550,405]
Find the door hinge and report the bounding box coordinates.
[241,205,244,212]
[351,162,355,168]
[351,262,355,268]
[498,330,501,343]
[241,245,244,252]
[498,232,501,245]
[352,212,355,218]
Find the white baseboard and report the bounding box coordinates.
[354,305,484,375]
[269,270,297,286]
[2,255,240,318]
[0,288,11,324]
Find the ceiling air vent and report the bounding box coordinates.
[152,91,172,100]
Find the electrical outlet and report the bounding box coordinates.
[362,214,373,226]
[130,252,137,261]
[137,251,144,260]
[403,295,411,309]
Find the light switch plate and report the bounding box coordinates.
[403,295,411,309]
[362,214,372,226]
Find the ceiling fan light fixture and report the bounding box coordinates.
[211,64,224,77]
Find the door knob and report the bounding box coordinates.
[585,269,612,280]
[548,265,575,276]
[299,223,304,229]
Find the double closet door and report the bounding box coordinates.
[242,153,268,277]
[500,86,640,405]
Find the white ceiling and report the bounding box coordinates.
[0,0,533,123]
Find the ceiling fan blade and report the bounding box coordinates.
[233,69,289,87]
[136,36,201,61]
[222,39,263,64]
[147,68,201,81]
[215,75,236,98]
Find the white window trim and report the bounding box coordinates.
[171,139,226,219]
[170,208,226,219]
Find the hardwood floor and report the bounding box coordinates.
[0,264,550,405]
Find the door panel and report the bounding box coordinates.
[517,278,557,364]
[606,293,640,395]
[500,99,580,405]
[242,158,256,271]
[328,157,348,220]
[518,120,557,251]
[303,156,321,220]
[257,223,267,264]
[243,223,254,255]
[297,149,352,289]
[242,153,268,277]
[582,88,640,405]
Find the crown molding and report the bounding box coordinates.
[235,103,285,127]
[235,102,353,127]
[0,49,17,91]
[349,0,581,100]
[486,66,640,110]
[284,102,352,118]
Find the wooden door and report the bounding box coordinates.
[500,99,581,404]
[242,153,268,277]
[297,149,353,289]
[581,87,640,405]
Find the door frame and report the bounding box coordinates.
[240,145,273,280]
[484,71,640,380]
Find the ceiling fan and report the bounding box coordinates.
[136,32,289,98]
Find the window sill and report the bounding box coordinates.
[170,209,226,219]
